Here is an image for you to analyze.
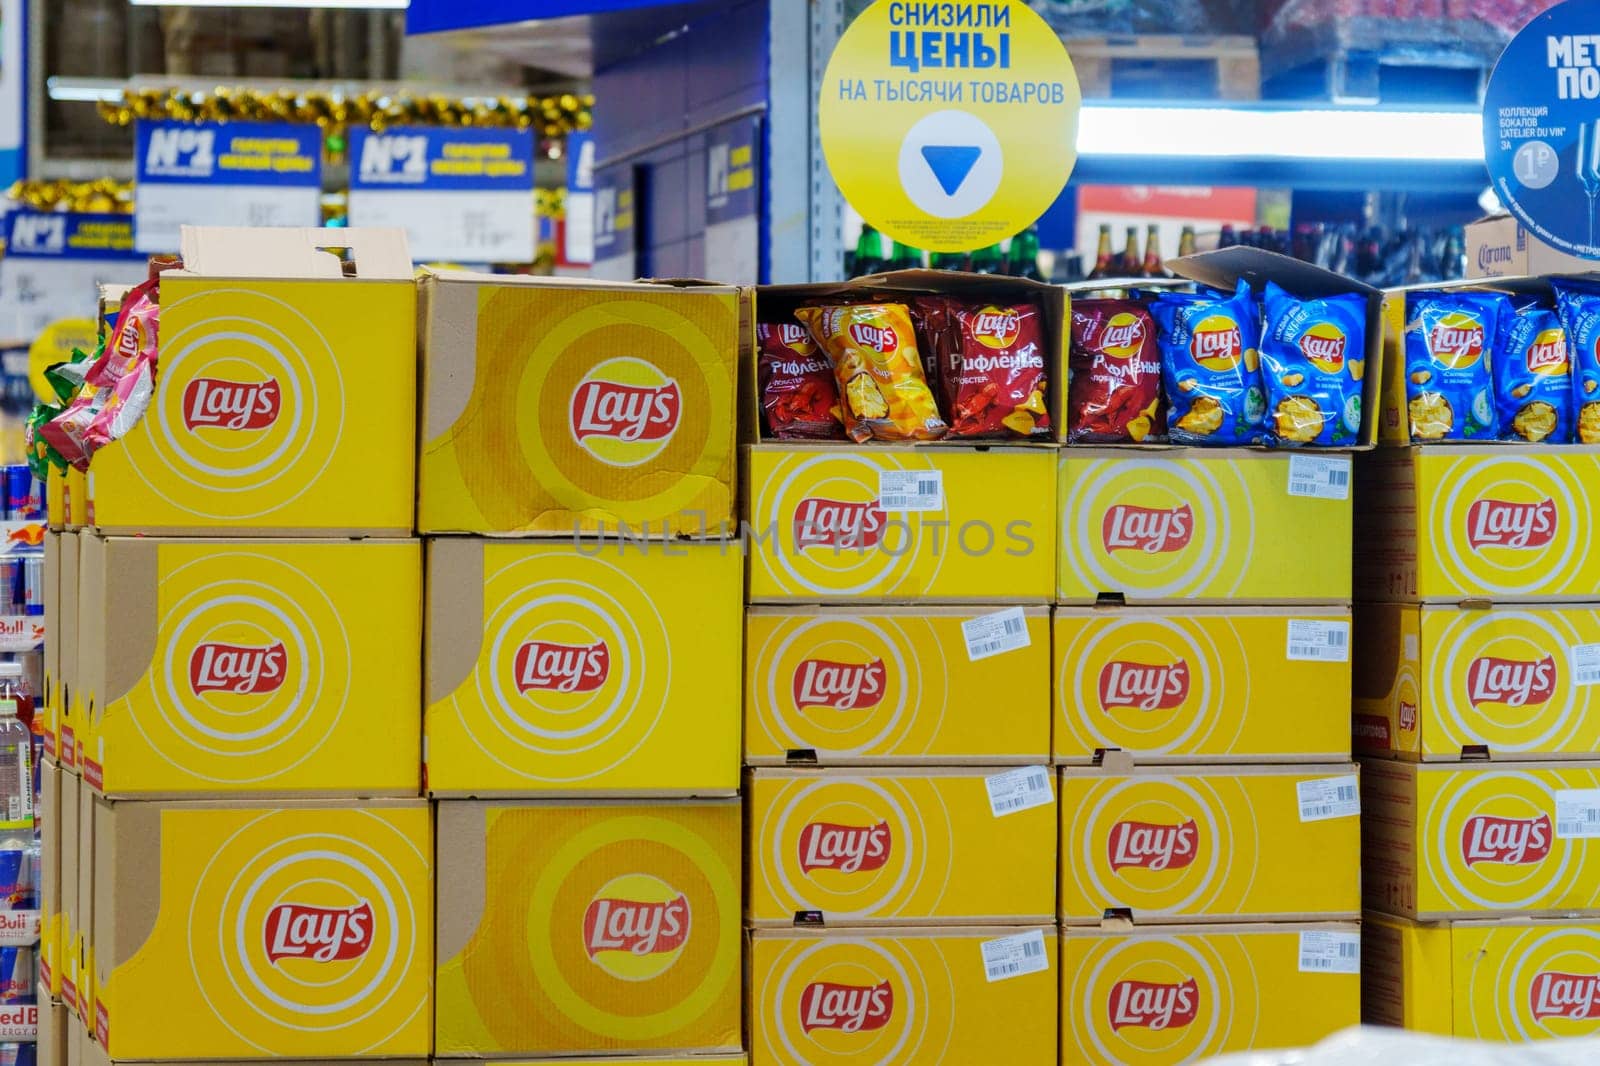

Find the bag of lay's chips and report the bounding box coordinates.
[794,303,948,442]
[757,321,844,439]
[1258,282,1367,446]
[1152,281,1264,445]
[1495,301,1573,443]
[1555,281,1600,443]
[1402,291,1510,441]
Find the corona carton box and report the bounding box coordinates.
[1058,450,1353,604]
[426,540,741,795]
[1364,912,1600,1040]
[1363,759,1600,919]
[745,445,1055,603]
[43,530,59,762]
[76,536,422,796]
[91,798,432,1059]
[1355,602,1600,760]
[60,531,79,772]
[57,770,77,1012]
[435,799,741,1056]
[749,926,1058,1066]
[87,227,417,536]
[418,272,744,536]
[39,760,60,999]
[1062,922,1361,1065]
[744,606,1050,765]
[1054,605,1351,764]
[747,768,1056,925]
[1059,764,1361,923]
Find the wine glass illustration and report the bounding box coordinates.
[1580,121,1600,249]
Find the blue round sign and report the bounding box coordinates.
[1484,0,1600,259]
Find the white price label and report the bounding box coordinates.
[1286,620,1351,662]
[1298,930,1361,974]
[981,930,1049,982]
[986,766,1053,817]
[1556,788,1600,838]
[1287,455,1352,501]
[878,469,944,512]
[1297,774,1359,822]
[963,607,1030,662]
[1572,644,1600,687]
[1404,633,1420,662]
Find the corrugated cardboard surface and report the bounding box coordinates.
[746,767,1056,926]
[38,760,59,995]
[43,530,59,760]
[744,605,1051,765]
[435,798,741,1057]
[59,531,78,772]
[57,767,77,1012]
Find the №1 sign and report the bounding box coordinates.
[0,212,144,342]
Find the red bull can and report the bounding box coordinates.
[19,560,40,619]
[0,947,32,1005]
[0,563,19,618]
[1,470,34,523]
[0,1042,35,1066]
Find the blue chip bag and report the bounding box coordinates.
[1403,291,1511,441]
[1555,280,1600,443]
[1152,280,1264,445]
[1259,282,1367,447]
[1494,302,1573,443]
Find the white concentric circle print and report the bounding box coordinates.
[767,779,927,922]
[1431,770,1576,911]
[1082,935,1224,1065]
[1495,927,1600,1040]
[769,938,923,1066]
[1077,778,1231,918]
[1437,458,1580,595]
[1063,616,1222,755]
[1437,611,1580,752]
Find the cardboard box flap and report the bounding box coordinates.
[750,923,1053,940]
[1063,919,1360,938]
[1172,246,1380,298]
[423,268,741,295]
[762,267,1058,302]
[178,226,412,280]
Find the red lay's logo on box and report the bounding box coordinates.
[188,640,287,695]
[581,880,691,967]
[1467,654,1556,709]
[569,361,683,455]
[1102,504,1194,555]
[513,639,609,694]
[181,377,282,432]
[798,820,892,874]
[800,979,894,1034]
[792,498,886,551]
[1108,819,1198,872]
[1461,813,1552,867]
[1531,971,1600,1021]
[1466,497,1558,551]
[263,901,374,964]
[1108,976,1199,1032]
[1098,659,1189,712]
[792,657,886,712]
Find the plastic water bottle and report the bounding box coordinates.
[0,701,30,829]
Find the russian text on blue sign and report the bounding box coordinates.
[350,127,535,192]
[4,213,141,260]
[135,120,322,187]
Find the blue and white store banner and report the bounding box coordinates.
[704,115,761,283]
[134,120,322,253]
[590,163,637,282]
[348,126,535,263]
[565,130,596,266]
[0,213,145,341]
[0,0,25,189]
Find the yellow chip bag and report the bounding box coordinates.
[795,303,948,442]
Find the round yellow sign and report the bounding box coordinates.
[819,0,1080,253]
[28,318,98,401]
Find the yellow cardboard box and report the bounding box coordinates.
[66,467,86,531]
[1055,605,1351,764]
[42,530,59,764]
[435,799,741,1057]
[1364,912,1600,1040]
[744,606,1050,765]
[76,536,422,796]
[46,466,63,532]
[1355,602,1600,760]
[75,775,92,1026]
[749,926,1057,1065]
[745,445,1056,603]
[418,272,743,536]
[56,770,76,1012]
[1058,450,1353,603]
[426,540,741,796]
[86,227,416,536]
[746,767,1056,925]
[1062,922,1361,1064]
[1060,764,1361,923]
[38,759,60,1000]
[1363,759,1600,919]
[1355,445,1600,603]
[91,798,431,1059]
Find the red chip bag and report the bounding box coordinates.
[938,301,1050,438]
[758,321,844,439]
[1068,298,1164,443]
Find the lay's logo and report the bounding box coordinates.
[777,323,813,348]
[1461,813,1552,866]
[792,657,886,711]
[798,820,891,874]
[571,379,681,443]
[1467,654,1556,708]
[1190,314,1242,369]
[1399,700,1418,732]
[1528,329,1569,374]
[1098,659,1189,712]
[189,641,287,696]
[1298,323,1347,372]
[1101,313,1146,359]
[1531,970,1600,1021]
[1429,315,1487,367]
[972,307,1023,349]
[1102,503,1193,554]
[794,497,886,550]
[848,323,897,354]
[582,892,690,958]
[264,901,374,965]
[1108,818,1198,872]
[514,639,609,694]
[800,979,894,1034]
[183,378,282,431]
[1467,497,1557,551]
[1108,977,1199,1032]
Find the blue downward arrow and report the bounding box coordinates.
[920,145,982,196]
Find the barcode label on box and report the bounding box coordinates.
[1556,788,1600,838]
[1287,455,1352,501]
[1297,774,1360,822]
[981,930,1049,982]
[1298,931,1360,974]
[986,766,1053,817]
[963,607,1031,661]
[878,469,944,512]
[1286,620,1351,662]
[1572,644,1600,687]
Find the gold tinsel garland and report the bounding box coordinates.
[96,87,594,139]
[5,179,135,214]
[535,187,565,222]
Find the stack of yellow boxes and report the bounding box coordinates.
[1053,255,1367,1063]
[742,272,1062,1064]
[1354,278,1600,1042]
[43,227,433,1066]
[417,268,747,1066]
